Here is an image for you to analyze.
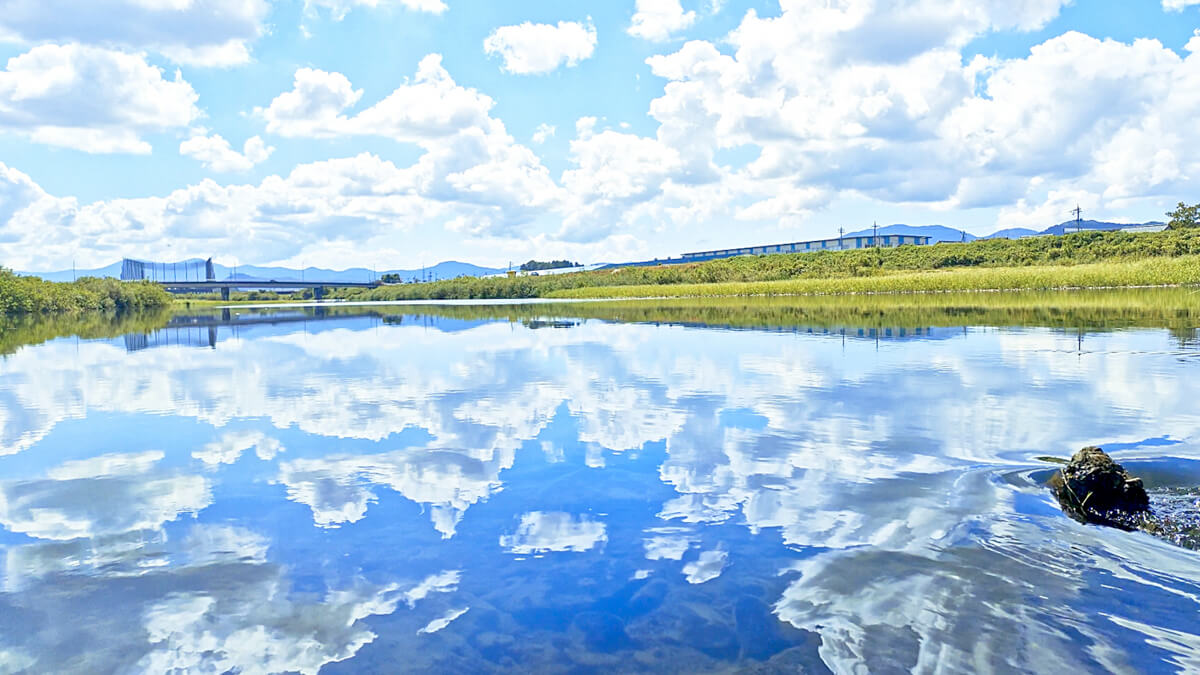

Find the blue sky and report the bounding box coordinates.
[0,0,1198,271]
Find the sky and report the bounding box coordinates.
[1,0,1199,272]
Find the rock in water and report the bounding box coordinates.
[1051,446,1150,529]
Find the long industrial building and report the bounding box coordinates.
[681,233,932,261]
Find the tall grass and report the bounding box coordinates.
[547,257,1200,299]
[343,229,1200,301]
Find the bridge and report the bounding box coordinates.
[120,257,381,300]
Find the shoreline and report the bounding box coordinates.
[543,258,1200,300]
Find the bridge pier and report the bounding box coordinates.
[314,286,325,300]
[221,287,230,301]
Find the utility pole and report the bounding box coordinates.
[1073,205,1083,232]
[838,226,845,250]
[872,222,878,247]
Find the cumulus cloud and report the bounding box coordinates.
[180,133,274,172]
[261,68,364,139]
[1162,0,1200,9]
[261,55,496,142]
[483,21,597,74]
[0,44,199,153]
[531,123,555,144]
[8,2,1200,269]
[0,89,560,271]
[598,0,1200,236]
[628,0,697,42]
[0,0,269,66]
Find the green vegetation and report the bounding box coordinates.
[372,288,1200,346]
[0,308,172,356]
[5,287,1198,357]
[549,257,1200,299]
[520,259,582,271]
[337,229,1200,301]
[1168,202,1199,230]
[0,268,173,316]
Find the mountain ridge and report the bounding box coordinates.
[24,260,504,283]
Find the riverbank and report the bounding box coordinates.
[547,256,1200,299]
[0,268,172,316]
[339,229,1200,302]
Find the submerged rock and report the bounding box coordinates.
[1050,446,1150,529]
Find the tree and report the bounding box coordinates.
[519,259,582,271]
[1167,202,1199,230]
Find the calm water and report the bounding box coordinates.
[2,295,1200,673]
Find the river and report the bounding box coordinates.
[0,290,1198,673]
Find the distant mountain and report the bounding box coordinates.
[1036,219,1165,236]
[23,259,503,283]
[843,224,977,243]
[983,228,1039,239]
[378,261,504,283]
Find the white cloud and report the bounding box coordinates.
[404,570,461,607]
[417,607,469,634]
[1163,0,1200,9]
[193,430,284,466]
[531,123,555,144]
[261,68,364,139]
[0,452,210,541]
[304,0,447,21]
[559,122,687,241]
[278,444,511,537]
[0,0,269,66]
[643,533,692,560]
[616,2,1200,236]
[483,21,597,74]
[682,549,727,584]
[0,44,200,154]
[261,56,495,143]
[46,450,165,480]
[628,0,697,42]
[180,133,275,172]
[499,512,607,554]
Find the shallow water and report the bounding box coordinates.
[1,295,1200,673]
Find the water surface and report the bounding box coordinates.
[1,291,1199,673]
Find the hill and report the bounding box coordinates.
[1036,219,1165,236]
[843,224,976,243]
[24,259,503,283]
[983,228,1039,239]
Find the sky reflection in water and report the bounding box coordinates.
[1,300,1200,673]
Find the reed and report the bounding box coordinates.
[546,257,1200,299]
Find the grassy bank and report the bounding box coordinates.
[5,287,1197,356]
[548,256,1200,299]
[369,288,1200,345]
[343,229,1200,301]
[0,268,172,316]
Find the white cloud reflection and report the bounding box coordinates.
[3,310,1200,671]
[499,511,607,554]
